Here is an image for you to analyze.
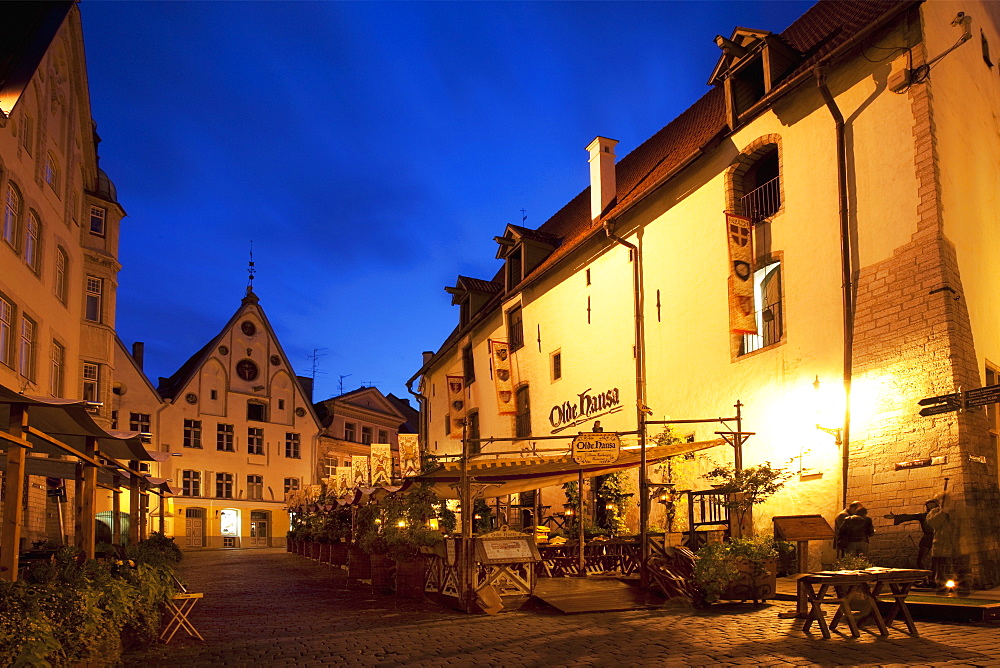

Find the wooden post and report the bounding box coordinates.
[78,437,98,559]
[139,484,149,540]
[158,496,166,535]
[1,404,29,581]
[112,476,121,546]
[128,461,140,544]
[577,468,586,576]
[460,419,476,613]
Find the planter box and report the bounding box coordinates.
[720,557,777,603]
[370,553,393,590]
[319,542,331,563]
[394,557,426,599]
[348,546,371,580]
[331,541,348,566]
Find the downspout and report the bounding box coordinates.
[603,219,649,586]
[815,66,853,509]
[405,369,429,467]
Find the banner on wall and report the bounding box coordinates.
[726,213,757,334]
[335,466,353,495]
[398,434,420,478]
[370,444,393,486]
[490,340,517,415]
[351,456,370,487]
[447,374,465,438]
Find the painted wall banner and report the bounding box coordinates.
[572,432,622,465]
[335,466,353,495]
[490,340,517,415]
[726,213,757,334]
[370,444,393,486]
[447,374,465,438]
[351,456,370,487]
[398,434,420,477]
[549,387,622,433]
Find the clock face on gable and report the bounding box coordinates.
[236,359,259,381]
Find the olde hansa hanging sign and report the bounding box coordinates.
[572,432,622,465]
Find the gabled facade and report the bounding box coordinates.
[314,386,410,487]
[116,288,321,549]
[416,0,1000,585]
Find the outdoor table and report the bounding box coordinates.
[799,571,887,639]
[160,592,204,644]
[866,568,931,636]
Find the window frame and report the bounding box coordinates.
[49,339,64,396]
[183,419,203,448]
[182,470,201,497]
[0,295,13,368]
[84,276,103,323]
[216,423,235,452]
[43,152,59,191]
[285,432,301,459]
[18,315,36,380]
[89,206,106,237]
[361,426,373,445]
[514,385,531,438]
[283,477,300,495]
[246,474,264,500]
[344,422,356,442]
[507,305,524,352]
[54,247,68,304]
[215,472,234,499]
[82,362,99,403]
[3,183,21,249]
[248,427,265,455]
[24,212,40,273]
[462,344,475,384]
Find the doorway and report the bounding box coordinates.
[249,511,270,547]
[185,508,205,548]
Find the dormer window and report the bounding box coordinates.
[493,224,559,293]
[506,248,523,289]
[710,29,799,129]
[445,276,502,327]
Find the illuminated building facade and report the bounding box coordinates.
[116,288,322,549]
[415,0,1000,584]
[0,2,129,547]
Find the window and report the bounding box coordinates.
[18,114,32,154]
[50,340,64,396]
[217,423,234,452]
[739,261,783,355]
[111,410,118,429]
[0,296,13,367]
[377,429,388,444]
[54,248,68,303]
[44,153,58,190]
[129,412,151,439]
[467,411,480,455]
[515,385,531,438]
[182,470,201,497]
[507,305,524,351]
[324,456,337,478]
[361,426,373,445]
[82,362,99,402]
[24,213,39,272]
[285,432,300,459]
[283,477,300,495]
[344,422,356,442]
[247,401,266,422]
[739,148,780,222]
[183,419,202,448]
[210,389,218,400]
[551,350,562,381]
[215,472,234,499]
[85,276,103,322]
[89,207,106,236]
[246,474,263,500]
[18,316,35,380]
[987,366,999,472]
[506,248,523,290]
[3,184,21,248]
[248,427,264,455]
[463,345,475,383]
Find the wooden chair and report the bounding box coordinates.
[160,573,204,644]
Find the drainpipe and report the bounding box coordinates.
[815,66,853,510]
[603,220,650,587]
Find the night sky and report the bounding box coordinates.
[80,0,814,402]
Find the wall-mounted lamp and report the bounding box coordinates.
[813,375,843,445]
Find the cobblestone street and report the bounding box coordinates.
[123,549,1000,667]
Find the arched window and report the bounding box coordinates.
[3,183,21,247]
[44,153,59,191]
[738,147,780,222]
[24,212,40,272]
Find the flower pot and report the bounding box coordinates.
[370,553,393,589]
[394,557,426,599]
[286,539,295,553]
[720,557,777,603]
[348,546,371,579]
[331,541,348,566]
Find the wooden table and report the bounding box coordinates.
[799,571,887,639]
[867,568,931,636]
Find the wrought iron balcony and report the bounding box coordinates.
[740,299,783,355]
[740,176,781,223]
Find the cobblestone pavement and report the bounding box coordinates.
[123,548,1000,667]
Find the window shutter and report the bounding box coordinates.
[205,470,214,497]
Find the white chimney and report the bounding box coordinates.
[587,136,618,220]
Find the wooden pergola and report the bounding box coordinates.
[0,387,167,581]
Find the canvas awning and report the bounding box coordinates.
[409,438,726,499]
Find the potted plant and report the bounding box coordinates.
[386,526,443,598]
[693,536,780,605]
[702,461,792,536]
[355,504,389,586]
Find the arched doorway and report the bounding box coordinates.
[185,507,206,548]
[249,511,270,547]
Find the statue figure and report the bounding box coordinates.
[885,498,938,571]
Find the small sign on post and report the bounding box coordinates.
[571,432,622,465]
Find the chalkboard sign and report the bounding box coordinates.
[772,514,833,541]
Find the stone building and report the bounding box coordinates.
[413,0,1000,584]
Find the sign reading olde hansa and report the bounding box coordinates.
[549,387,622,433]
[572,432,622,465]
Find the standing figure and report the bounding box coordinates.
[838,506,874,556]
[834,501,862,556]
[925,493,968,594]
[885,498,938,571]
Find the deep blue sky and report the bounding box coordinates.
[80,0,814,402]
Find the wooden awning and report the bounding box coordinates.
[409,439,725,499]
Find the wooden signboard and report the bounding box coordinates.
[571,432,621,465]
[772,514,833,541]
[474,527,541,565]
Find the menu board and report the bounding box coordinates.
[475,536,540,564]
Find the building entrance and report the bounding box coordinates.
[249,511,270,547]
[185,508,205,547]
